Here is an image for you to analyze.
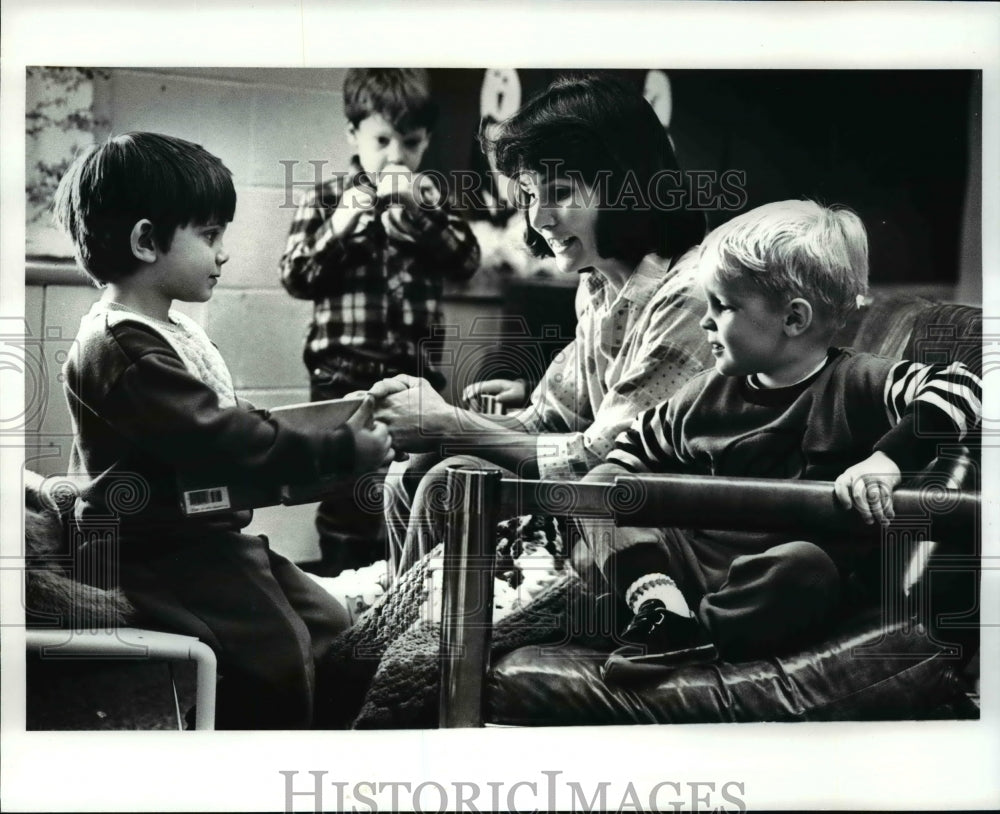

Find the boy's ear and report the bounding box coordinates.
[346,122,358,148]
[783,298,814,337]
[130,220,158,264]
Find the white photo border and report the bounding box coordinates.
[2,1,998,811]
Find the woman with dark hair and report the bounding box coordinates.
[370,73,714,575]
[491,73,705,271]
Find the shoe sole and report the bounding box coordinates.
[620,642,718,669]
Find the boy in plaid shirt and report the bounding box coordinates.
[280,69,479,572]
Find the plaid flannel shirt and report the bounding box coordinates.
[279,158,480,387]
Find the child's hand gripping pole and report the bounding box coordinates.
[833,450,902,526]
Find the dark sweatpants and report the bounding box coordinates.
[116,529,350,729]
[582,522,841,659]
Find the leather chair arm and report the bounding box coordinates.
[439,456,979,728]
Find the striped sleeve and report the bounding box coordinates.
[875,360,981,471]
[882,361,982,439]
[605,400,684,474]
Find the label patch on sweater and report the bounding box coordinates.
[182,486,232,514]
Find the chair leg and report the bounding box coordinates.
[188,640,217,730]
[167,662,184,730]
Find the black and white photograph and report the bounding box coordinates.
[2,3,998,812]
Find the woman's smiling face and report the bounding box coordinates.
[519,171,602,275]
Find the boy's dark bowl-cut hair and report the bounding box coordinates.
[343,68,438,133]
[487,73,706,269]
[52,132,236,285]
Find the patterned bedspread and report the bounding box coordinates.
[319,515,593,728]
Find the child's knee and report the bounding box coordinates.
[768,540,840,597]
[736,540,840,634]
[701,542,841,659]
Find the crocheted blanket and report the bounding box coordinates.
[320,515,593,729]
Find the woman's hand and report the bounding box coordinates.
[340,389,372,402]
[833,451,902,526]
[368,374,421,400]
[461,378,528,411]
[371,375,457,453]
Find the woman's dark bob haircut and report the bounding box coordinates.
[52,132,236,285]
[484,74,706,269]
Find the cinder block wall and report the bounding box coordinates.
[25,67,494,563]
[104,68,352,411]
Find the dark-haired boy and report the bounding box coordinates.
[280,68,480,573]
[54,132,394,728]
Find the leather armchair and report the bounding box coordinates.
[437,295,982,727]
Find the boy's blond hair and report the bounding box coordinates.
[701,199,869,326]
